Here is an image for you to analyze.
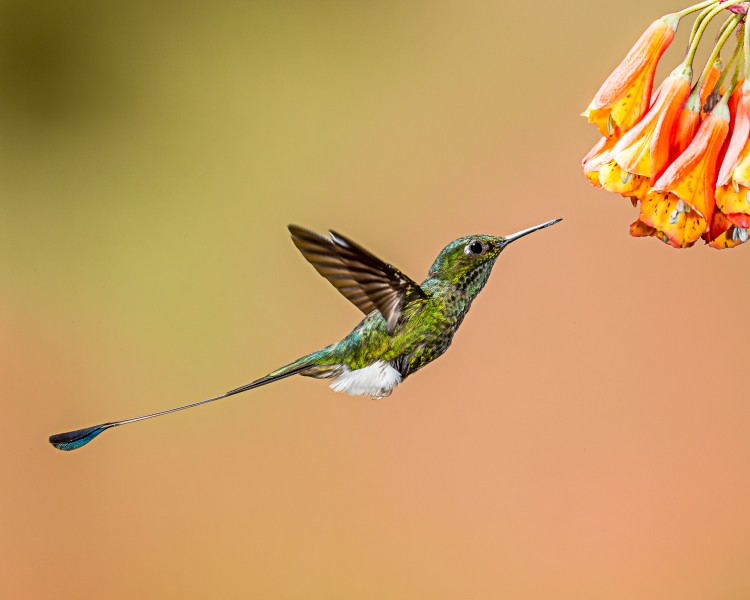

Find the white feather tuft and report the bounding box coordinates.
[329,361,401,399]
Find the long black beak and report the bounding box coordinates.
[500,218,562,247]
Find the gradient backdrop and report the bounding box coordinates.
[3,1,750,598]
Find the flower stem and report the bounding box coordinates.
[685,2,734,69]
[676,0,722,19]
[715,12,738,41]
[688,4,721,49]
[715,23,744,90]
[730,48,742,93]
[697,15,742,87]
[719,37,744,104]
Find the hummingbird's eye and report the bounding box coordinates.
[465,241,486,256]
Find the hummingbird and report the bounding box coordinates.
[49,218,561,451]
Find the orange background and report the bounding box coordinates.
[3,1,750,598]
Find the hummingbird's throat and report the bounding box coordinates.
[457,259,496,300]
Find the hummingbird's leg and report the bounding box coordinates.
[371,387,394,401]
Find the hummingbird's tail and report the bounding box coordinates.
[48,349,339,452]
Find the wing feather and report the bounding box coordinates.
[288,225,426,333]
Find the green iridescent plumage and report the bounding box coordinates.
[49,219,560,451]
[274,226,558,389]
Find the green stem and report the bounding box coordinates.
[730,57,741,94]
[697,15,742,88]
[688,4,719,49]
[675,0,722,19]
[685,4,726,67]
[719,43,744,105]
[685,3,733,69]
[715,24,744,90]
[715,13,738,42]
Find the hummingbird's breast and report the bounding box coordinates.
[398,286,470,375]
[312,287,468,399]
[370,281,467,378]
[328,280,470,382]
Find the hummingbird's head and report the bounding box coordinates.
[428,219,561,299]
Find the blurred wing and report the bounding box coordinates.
[288,225,426,333]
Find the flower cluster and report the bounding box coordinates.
[582,1,750,249]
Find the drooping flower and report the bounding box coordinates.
[598,159,650,202]
[582,137,650,201]
[638,190,707,247]
[728,78,745,131]
[672,89,702,157]
[657,104,730,222]
[610,66,692,180]
[716,80,750,226]
[583,15,678,138]
[640,104,730,247]
[581,2,749,250]
[629,218,670,244]
[705,209,750,248]
[581,136,617,188]
[699,60,722,115]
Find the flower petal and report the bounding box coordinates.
[639,189,705,248]
[583,15,678,137]
[717,81,750,187]
[582,136,618,188]
[705,210,750,249]
[672,91,701,158]
[612,67,691,179]
[599,159,650,200]
[652,107,730,223]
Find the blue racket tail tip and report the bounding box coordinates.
[49,423,116,451]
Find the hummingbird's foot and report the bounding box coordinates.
[371,387,394,401]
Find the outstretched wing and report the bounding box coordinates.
[288,225,427,333]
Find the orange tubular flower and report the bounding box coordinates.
[582,137,649,202]
[583,15,678,138]
[583,135,649,203]
[673,90,701,157]
[699,61,722,116]
[638,191,706,247]
[581,3,750,250]
[716,81,750,226]
[641,104,730,247]
[611,66,692,180]
[582,136,617,188]
[629,218,670,244]
[598,159,650,202]
[728,79,745,132]
[700,62,721,103]
[705,210,749,249]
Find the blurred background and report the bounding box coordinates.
[3,0,750,597]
